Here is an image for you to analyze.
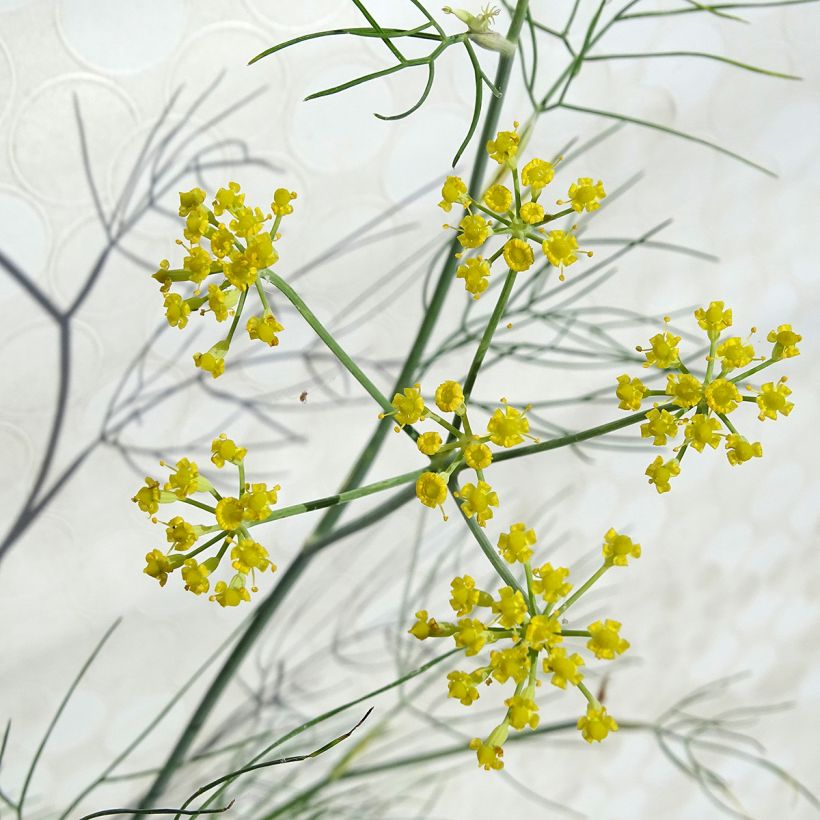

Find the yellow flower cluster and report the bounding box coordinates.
[614,303,800,492]
[410,526,640,770]
[134,434,279,606]
[382,381,536,523]
[153,182,295,378]
[439,123,604,296]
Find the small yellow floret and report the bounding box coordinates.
[725,434,763,466]
[666,373,703,409]
[163,293,191,329]
[271,188,297,216]
[391,385,426,427]
[542,229,578,273]
[543,647,584,689]
[521,158,555,191]
[519,201,544,224]
[531,563,571,603]
[247,311,284,347]
[684,414,722,452]
[240,482,280,522]
[642,331,680,369]
[525,614,562,650]
[231,538,275,574]
[487,403,530,448]
[503,238,535,272]
[210,434,247,468]
[463,439,493,470]
[615,374,647,411]
[210,579,251,608]
[645,455,681,494]
[695,301,732,336]
[497,522,536,564]
[193,340,229,379]
[767,324,801,359]
[577,704,618,743]
[469,737,504,771]
[456,480,499,527]
[705,378,741,414]
[640,408,679,446]
[447,671,481,706]
[165,516,198,551]
[215,496,244,531]
[144,549,173,586]
[587,619,629,660]
[717,337,755,371]
[602,528,641,567]
[415,471,448,512]
[456,256,491,299]
[449,575,481,616]
[485,126,520,165]
[505,695,540,730]
[211,182,244,216]
[178,187,206,217]
[490,644,530,684]
[133,477,161,515]
[483,184,513,213]
[454,617,488,655]
[565,177,606,213]
[181,558,210,595]
[417,431,443,456]
[491,586,528,627]
[457,214,491,249]
[756,381,793,421]
[435,380,464,413]
[165,458,200,499]
[438,175,469,212]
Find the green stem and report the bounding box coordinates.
[730,357,776,384]
[524,560,537,615]
[555,563,609,617]
[180,497,216,514]
[254,279,271,314]
[248,469,423,530]
[224,288,248,345]
[136,4,530,808]
[717,412,739,435]
[576,680,598,706]
[461,268,518,405]
[264,271,393,414]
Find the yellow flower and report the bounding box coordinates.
[456,480,499,527]
[485,125,520,165]
[271,188,297,216]
[587,619,629,660]
[490,644,530,684]
[577,704,618,743]
[457,214,491,249]
[695,301,732,336]
[222,252,256,290]
[767,324,801,359]
[210,578,251,607]
[487,403,530,448]
[178,187,207,217]
[391,384,426,427]
[438,175,469,212]
[602,528,641,567]
[542,229,578,274]
[717,337,755,371]
[211,182,244,216]
[193,340,229,379]
[231,538,275,573]
[417,431,443,456]
[505,695,539,730]
[435,380,464,413]
[447,671,481,706]
[502,238,534,272]
[642,331,680,369]
[165,516,198,551]
[209,224,235,258]
[491,586,528,627]
[565,177,606,213]
[454,617,488,655]
[240,482,280,522]
[483,183,513,213]
[164,458,201,499]
[705,378,741,414]
[531,563,571,603]
[215,496,244,531]
[207,284,239,322]
[183,207,210,243]
[450,575,484,616]
[456,256,491,299]
[543,647,584,689]
[133,477,161,515]
[645,456,681,493]
[181,558,210,595]
[684,414,722,452]
[469,737,504,771]
[497,522,536,564]
[409,609,436,640]
[519,201,544,224]
[245,232,278,270]
[211,434,247,468]
[463,439,493,470]
[182,245,212,283]
[524,614,562,650]
[756,381,793,421]
[725,435,763,466]
[163,292,191,329]
[615,374,647,411]
[415,471,448,512]
[247,311,284,347]
[144,549,173,586]
[640,408,679,446]
[521,158,555,191]
[665,373,702,409]
[229,205,268,238]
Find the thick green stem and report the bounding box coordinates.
[136,5,529,807]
